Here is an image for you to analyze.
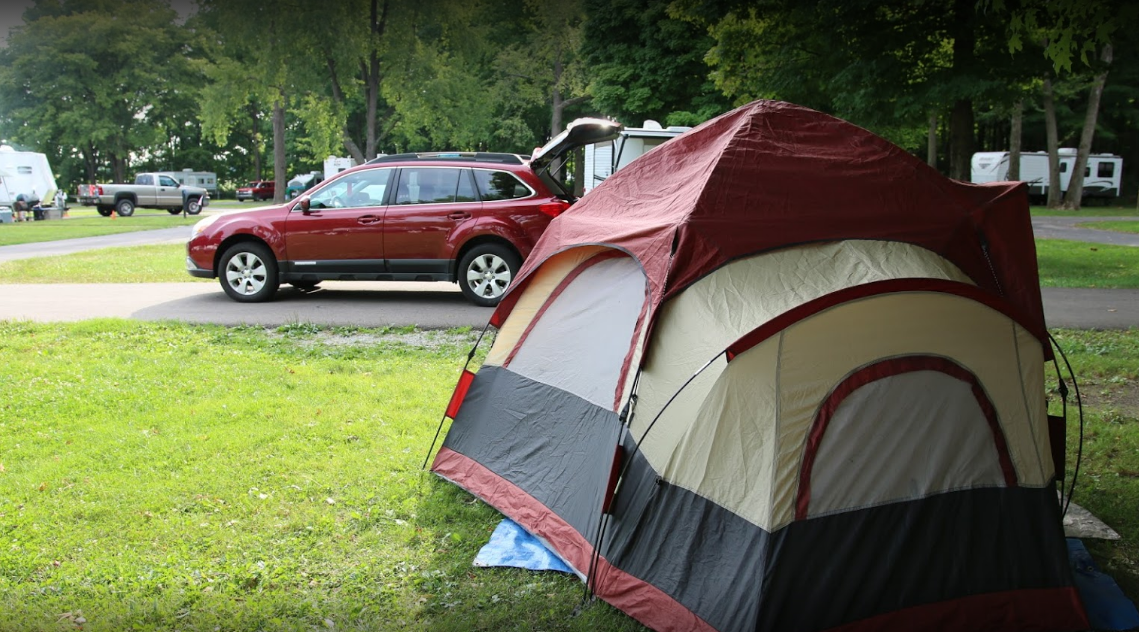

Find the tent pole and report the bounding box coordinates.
[421,322,493,470]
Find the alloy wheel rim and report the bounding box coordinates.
[225,252,267,295]
[466,254,510,299]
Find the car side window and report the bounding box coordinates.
[159,176,179,187]
[473,170,532,201]
[394,168,463,205]
[138,174,153,185]
[308,168,392,209]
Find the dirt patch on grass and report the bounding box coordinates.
[1070,378,1139,422]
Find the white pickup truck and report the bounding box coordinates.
[77,173,208,217]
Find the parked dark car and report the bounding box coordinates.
[236,180,275,202]
[186,121,621,307]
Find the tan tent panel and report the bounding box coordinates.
[485,245,616,368]
[649,291,1048,533]
[631,240,976,466]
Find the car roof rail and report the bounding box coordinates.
[366,152,525,165]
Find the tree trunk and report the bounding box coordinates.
[364,51,379,159]
[947,0,974,181]
[1042,76,1062,208]
[1008,99,1022,181]
[362,0,388,160]
[1063,44,1112,210]
[948,99,973,181]
[926,112,938,169]
[272,94,287,204]
[251,105,263,182]
[326,57,366,164]
[551,48,565,138]
[111,154,125,184]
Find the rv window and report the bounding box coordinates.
[1098,162,1115,177]
[1059,162,1068,173]
[17,166,32,175]
[1085,167,1090,177]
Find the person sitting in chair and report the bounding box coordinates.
[13,194,29,222]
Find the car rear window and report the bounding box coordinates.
[395,167,466,205]
[474,170,532,201]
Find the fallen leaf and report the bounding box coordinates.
[37,482,48,492]
[0,462,5,472]
[325,498,336,505]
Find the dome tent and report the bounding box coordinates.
[430,100,1086,632]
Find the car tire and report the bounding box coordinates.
[96,206,113,217]
[167,208,182,215]
[115,198,135,217]
[219,242,280,303]
[458,243,520,307]
[186,197,202,215]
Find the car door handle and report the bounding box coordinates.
[357,215,381,225]
[447,211,471,220]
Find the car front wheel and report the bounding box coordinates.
[219,242,279,303]
[458,243,520,307]
[186,197,203,215]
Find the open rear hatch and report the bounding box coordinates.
[530,118,622,201]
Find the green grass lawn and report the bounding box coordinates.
[1077,220,1139,234]
[0,320,1134,630]
[0,321,644,632]
[1032,204,1139,217]
[1035,239,1139,288]
[0,215,202,247]
[1048,329,1139,602]
[0,244,210,284]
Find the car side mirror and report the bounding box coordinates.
[297,196,311,213]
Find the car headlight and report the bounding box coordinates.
[191,213,222,238]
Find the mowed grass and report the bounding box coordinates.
[1035,239,1139,288]
[1049,329,1139,601]
[0,320,644,632]
[0,215,202,247]
[0,244,210,284]
[1031,204,1139,217]
[1077,221,1139,234]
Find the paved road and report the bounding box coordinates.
[0,215,1136,329]
[0,281,492,328]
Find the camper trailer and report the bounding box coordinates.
[0,145,58,208]
[971,149,1122,200]
[157,169,219,195]
[582,120,691,194]
[323,156,357,179]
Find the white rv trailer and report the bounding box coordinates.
[0,145,58,207]
[582,120,691,194]
[970,148,1122,199]
[157,169,219,195]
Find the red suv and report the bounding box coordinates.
[236,180,275,202]
[186,123,620,307]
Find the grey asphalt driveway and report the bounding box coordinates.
[0,281,492,328]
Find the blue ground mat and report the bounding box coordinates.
[1068,538,1139,631]
[473,519,573,573]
